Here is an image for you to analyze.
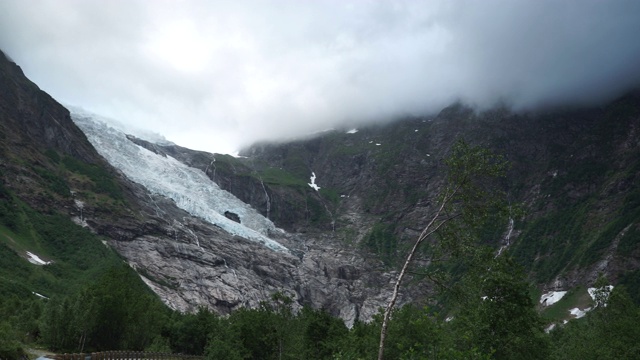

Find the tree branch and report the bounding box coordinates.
[377,191,457,360]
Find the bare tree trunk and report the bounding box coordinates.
[377,195,453,360]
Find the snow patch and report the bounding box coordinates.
[569,307,591,319]
[346,128,358,134]
[32,292,49,299]
[540,290,567,306]
[588,285,614,301]
[588,285,614,306]
[308,172,321,191]
[545,324,556,333]
[26,251,52,266]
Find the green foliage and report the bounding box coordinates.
[619,269,640,304]
[298,306,348,359]
[617,223,640,257]
[318,187,340,206]
[259,167,307,187]
[34,166,70,197]
[363,223,398,265]
[540,286,591,323]
[550,286,640,359]
[44,148,61,163]
[511,204,590,282]
[453,257,550,359]
[423,140,511,271]
[166,308,217,355]
[0,182,21,231]
[0,209,114,297]
[0,321,25,360]
[61,156,123,199]
[41,265,168,352]
[0,180,165,353]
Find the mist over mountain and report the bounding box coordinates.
[1,1,640,153]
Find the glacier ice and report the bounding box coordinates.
[71,111,288,252]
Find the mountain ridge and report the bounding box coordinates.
[2,46,640,334]
[118,90,640,304]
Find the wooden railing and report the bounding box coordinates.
[53,352,204,360]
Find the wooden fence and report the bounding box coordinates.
[53,352,204,360]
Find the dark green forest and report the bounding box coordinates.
[3,257,640,359]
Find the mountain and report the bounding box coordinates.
[2,45,640,336]
[232,98,640,298]
[0,49,408,327]
[123,96,640,302]
[68,111,406,323]
[120,96,640,305]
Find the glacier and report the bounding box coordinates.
[71,110,288,252]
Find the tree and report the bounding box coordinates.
[550,286,640,359]
[0,321,24,360]
[454,257,549,359]
[377,139,510,360]
[167,307,217,355]
[298,306,348,359]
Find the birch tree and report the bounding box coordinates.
[377,139,510,360]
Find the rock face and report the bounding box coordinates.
[69,111,434,326]
[233,98,640,293]
[0,51,99,163]
[224,211,241,223]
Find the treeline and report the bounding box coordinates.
[2,257,640,359]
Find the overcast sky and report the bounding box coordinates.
[1,1,640,154]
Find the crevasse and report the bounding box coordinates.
[71,111,288,252]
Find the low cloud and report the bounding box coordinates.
[1,0,639,153]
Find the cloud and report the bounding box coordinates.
[1,0,639,153]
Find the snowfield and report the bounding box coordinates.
[540,290,567,306]
[569,307,591,319]
[26,251,52,265]
[71,111,288,252]
[588,285,614,302]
